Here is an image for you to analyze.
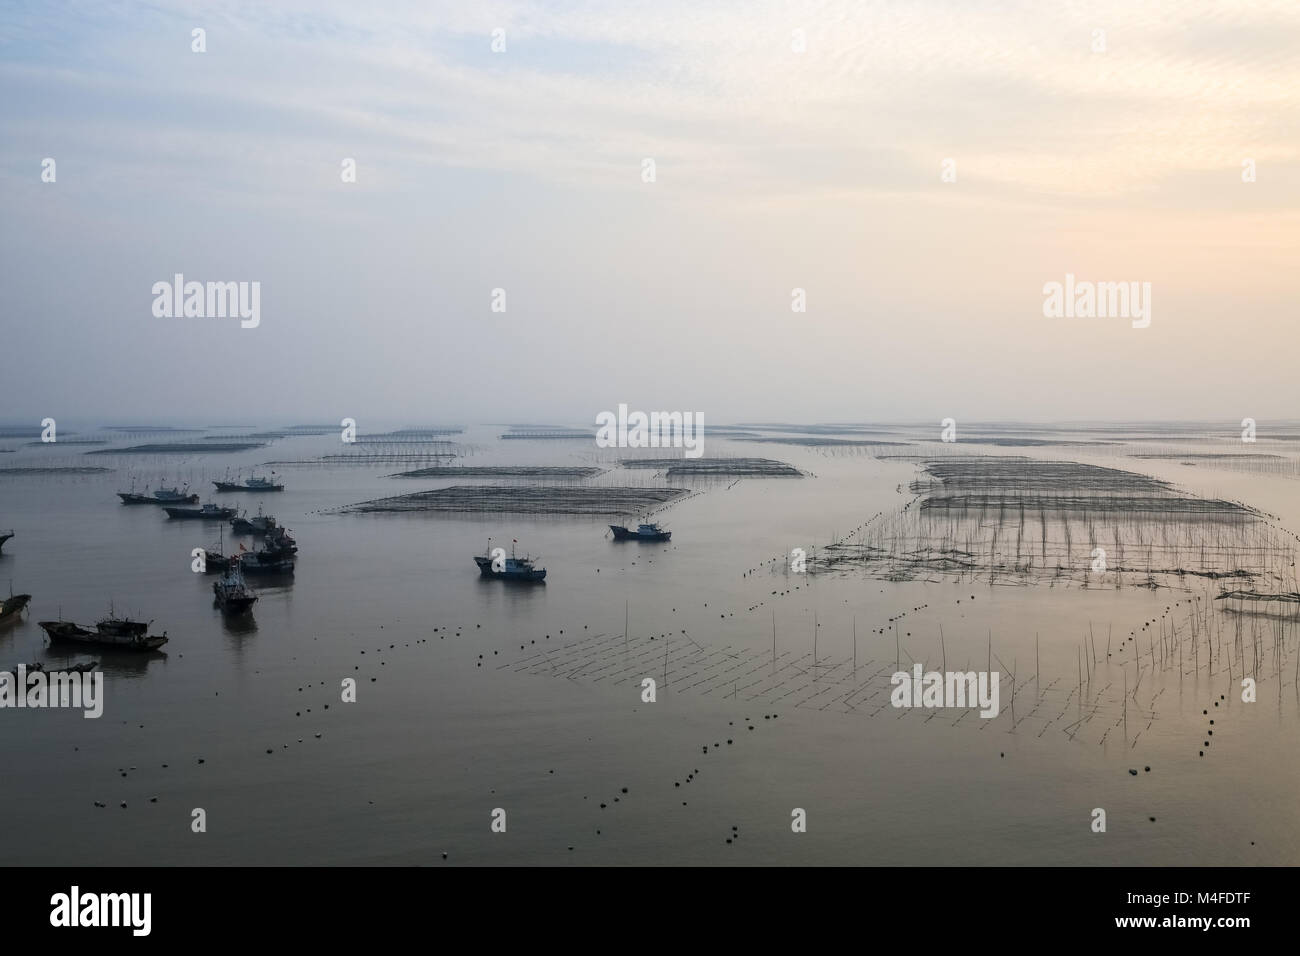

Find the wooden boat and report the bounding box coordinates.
[610,522,672,542]
[200,528,229,573]
[165,502,237,520]
[38,620,168,651]
[0,593,31,625]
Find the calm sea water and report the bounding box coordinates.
[1,424,1297,865]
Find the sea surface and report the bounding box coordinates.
[1,422,1298,865]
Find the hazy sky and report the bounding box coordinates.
[2,1,1297,425]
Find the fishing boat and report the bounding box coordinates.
[264,526,297,554]
[197,525,227,573]
[0,530,12,553]
[474,542,547,582]
[239,546,295,576]
[214,473,284,493]
[213,558,259,613]
[609,521,672,542]
[38,620,168,651]
[117,484,199,505]
[165,502,238,521]
[0,593,31,625]
[230,507,278,535]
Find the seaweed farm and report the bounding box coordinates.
[804,455,1293,589]
[341,483,689,515]
[735,436,912,448]
[0,466,113,475]
[3,420,1300,870]
[85,441,266,454]
[618,457,802,477]
[389,465,604,479]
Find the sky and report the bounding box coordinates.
[1,0,1298,426]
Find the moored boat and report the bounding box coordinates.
[239,549,295,575]
[118,485,199,505]
[0,593,31,625]
[230,507,278,535]
[214,473,283,493]
[610,521,671,542]
[213,558,259,613]
[264,526,297,554]
[165,502,238,520]
[474,542,547,582]
[38,619,168,651]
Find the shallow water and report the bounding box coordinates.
[1,424,1297,864]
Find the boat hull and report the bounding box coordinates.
[165,506,237,520]
[119,493,199,505]
[610,525,671,541]
[473,556,547,582]
[239,555,295,575]
[214,594,258,613]
[230,518,276,535]
[39,621,168,651]
[0,532,12,553]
